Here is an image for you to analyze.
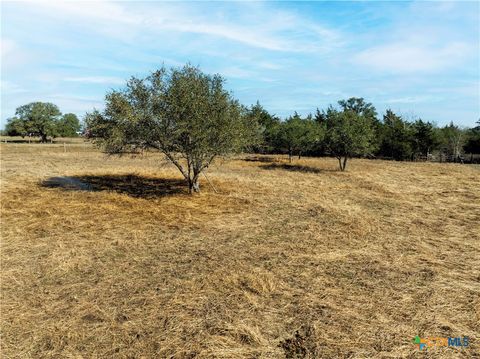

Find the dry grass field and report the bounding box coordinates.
[1,142,479,358]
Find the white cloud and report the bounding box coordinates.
[354,41,471,73]
[0,80,27,94]
[26,0,139,25]
[257,61,284,70]
[19,1,342,53]
[1,39,16,57]
[384,96,437,104]
[1,38,32,69]
[39,94,104,116]
[64,76,125,85]
[215,66,256,79]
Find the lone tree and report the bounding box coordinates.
[5,104,81,141]
[86,64,259,193]
[10,102,62,142]
[320,99,375,171]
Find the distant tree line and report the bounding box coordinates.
[4,102,81,142]
[3,66,479,173]
[245,98,480,169]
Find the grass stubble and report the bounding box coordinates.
[1,142,479,358]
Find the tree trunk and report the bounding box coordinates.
[342,157,348,171]
[40,134,48,143]
[288,149,292,163]
[338,156,348,171]
[188,174,200,194]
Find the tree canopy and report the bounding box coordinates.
[86,64,259,193]
[273,113,323,162]
[464,120,480,155]
[57,113,81,137]
[5,103,81,141]
[411,119,439,158]
[5,117,28,137]
[12,102,61,142]
[320,100,376,171]
[439,122,466,161]
[245,102,280,153]
[378,109,413,161]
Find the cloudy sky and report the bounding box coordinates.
[1,0,479,128]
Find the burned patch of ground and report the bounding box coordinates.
[42,176,92,191]
[42,174,188,198]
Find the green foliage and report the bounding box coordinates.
[338,97,378,121]
[273,113,323,161]
[245,101,280,153]
[10,102,62,142]
[5,103,80,141]
[338,97,381,153]
[463,120,480,154]
[438,122,466,161]
[3,83,475,167]
[57,113,81,137]
[411,119,440,158]
[322,99,376,171]
[5,117,28,137]
[378,109,413,160]
[86,64,259,193]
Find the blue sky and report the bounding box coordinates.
[1,0,479,128]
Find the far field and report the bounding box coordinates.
[1,141,479,358]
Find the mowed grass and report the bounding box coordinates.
[1,143,479,358]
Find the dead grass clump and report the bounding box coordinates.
[279,325,318,359]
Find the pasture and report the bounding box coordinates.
[1,142,479,358]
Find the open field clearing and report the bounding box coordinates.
[1,143,479,358]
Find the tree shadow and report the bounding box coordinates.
[41,174,188,198]
[243,156,284,163]
[260,163,325,174]
[2,139,40,143]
